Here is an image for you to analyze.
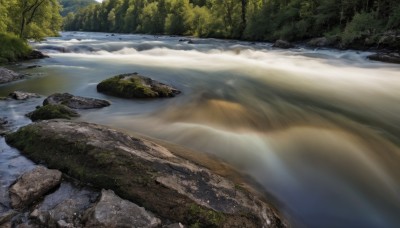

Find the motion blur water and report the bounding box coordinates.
[1,32,400,227]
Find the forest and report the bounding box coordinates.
[0,0,62,63]
[64,0,400,49]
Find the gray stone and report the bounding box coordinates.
[0,210,18,225]
[43,93,110,109]
[272,40,294,49]
[0,68,24,84]
[367,53,400,64]
[9,91,40,100]
[83,189,161,228]
[9,166,62,209]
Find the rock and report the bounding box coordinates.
[29,182,99,227]
[5,120,287,227]
[83,189,161,227]
[0,117,10,136]
[9,166,62,209]
[0,209,18,225]
[43,93,110,109]
[9,91,40,100]
[23,50,49,60]
[26,104,80,121]
[0,68,25,84]
[97,73,181,99]
[179,39,194,44]
[26,65,41,69]
[272,40,294,49]
[367,53,400,64]
[307,37,331,47]
[164,223,185,228]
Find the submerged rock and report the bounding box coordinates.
[0,68,25,84]
[9,166,62,209]
[43,93,111,109]
[367,53,400,64]
[83,189,161,227]
[272,40,294,49]
[97,73,181,99]
[5,120,286,227]
[9,91,40,100]
[26,104,80,121]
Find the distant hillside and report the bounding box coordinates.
[60,0,98,16]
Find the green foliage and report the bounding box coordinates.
[0,33,32,64]
[341,12,382,45]
[63,0,400,49]
[59,0,98,17]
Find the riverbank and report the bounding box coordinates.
[1,31,399,227]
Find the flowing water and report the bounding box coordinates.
[1,32,400,227]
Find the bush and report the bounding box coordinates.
[0,33,32,64]
[341,12,382,45]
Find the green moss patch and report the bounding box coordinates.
[97,74,180,99]
[26,104,79,121]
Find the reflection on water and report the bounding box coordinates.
[1,32,400,227]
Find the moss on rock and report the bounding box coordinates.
[97,73,181,99]
[5,120,285,227]
[26,104,79,121]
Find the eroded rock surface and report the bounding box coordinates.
[5,120,286,227]
[43,93,110,109]
[83,189,161,227]
[0,68,25,84]
[97,73,181,99]
[9,166,62,209]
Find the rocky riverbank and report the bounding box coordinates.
[2,120,287,227]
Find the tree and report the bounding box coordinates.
[12,0,62,39]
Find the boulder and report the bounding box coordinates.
[83,189,161,227]
[97,73,181,99]
[367,53,400,64]
[23,50,49,60]
[272,40,294,49]
[9,166,62,209]
[43,93,110,109]
[307,37,333,47]
[0,68,25,84]
[26,104,79,121]
[9,91,40,100]
[5,120,286,227]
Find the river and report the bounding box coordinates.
[1,32,400,227]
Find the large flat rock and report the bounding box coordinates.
[9,166,62,209]
[5,120,286,227]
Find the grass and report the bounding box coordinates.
[0,33,32,64]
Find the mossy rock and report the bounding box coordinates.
[5,120,286,228]
[97,73,181,99]
[26,104,80,121]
